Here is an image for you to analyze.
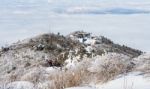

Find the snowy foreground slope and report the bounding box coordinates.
[0,31,150,89]
[66,72,150,89]
[66,53,150,89]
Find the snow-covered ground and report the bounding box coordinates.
[66,73,150,89]
[66,86,96,89]
[97,74,150,89]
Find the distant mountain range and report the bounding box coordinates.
[54,7,150,15]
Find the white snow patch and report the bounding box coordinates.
[65,86,96,89]
[84,38,96,45]
[45,67,59,73]
[65,57,79,69]
[96,73,150,89]
[6,81,34,89]
[85,46,93,53]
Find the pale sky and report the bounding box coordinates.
[0,0,150,52]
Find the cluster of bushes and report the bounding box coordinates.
[14,53,134,89]
[101,36,113,44]
[109,44,142,58]
[1,46,10,52]
[30,33,80,52]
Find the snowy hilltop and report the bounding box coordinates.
[1,31,150,89]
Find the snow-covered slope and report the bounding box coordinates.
[66,73,150,89]
[66,86,96,89]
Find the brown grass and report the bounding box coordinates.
[47,68,90,89]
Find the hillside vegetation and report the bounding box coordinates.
[0,31,146,89]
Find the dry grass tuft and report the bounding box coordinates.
[47,68,89,89]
